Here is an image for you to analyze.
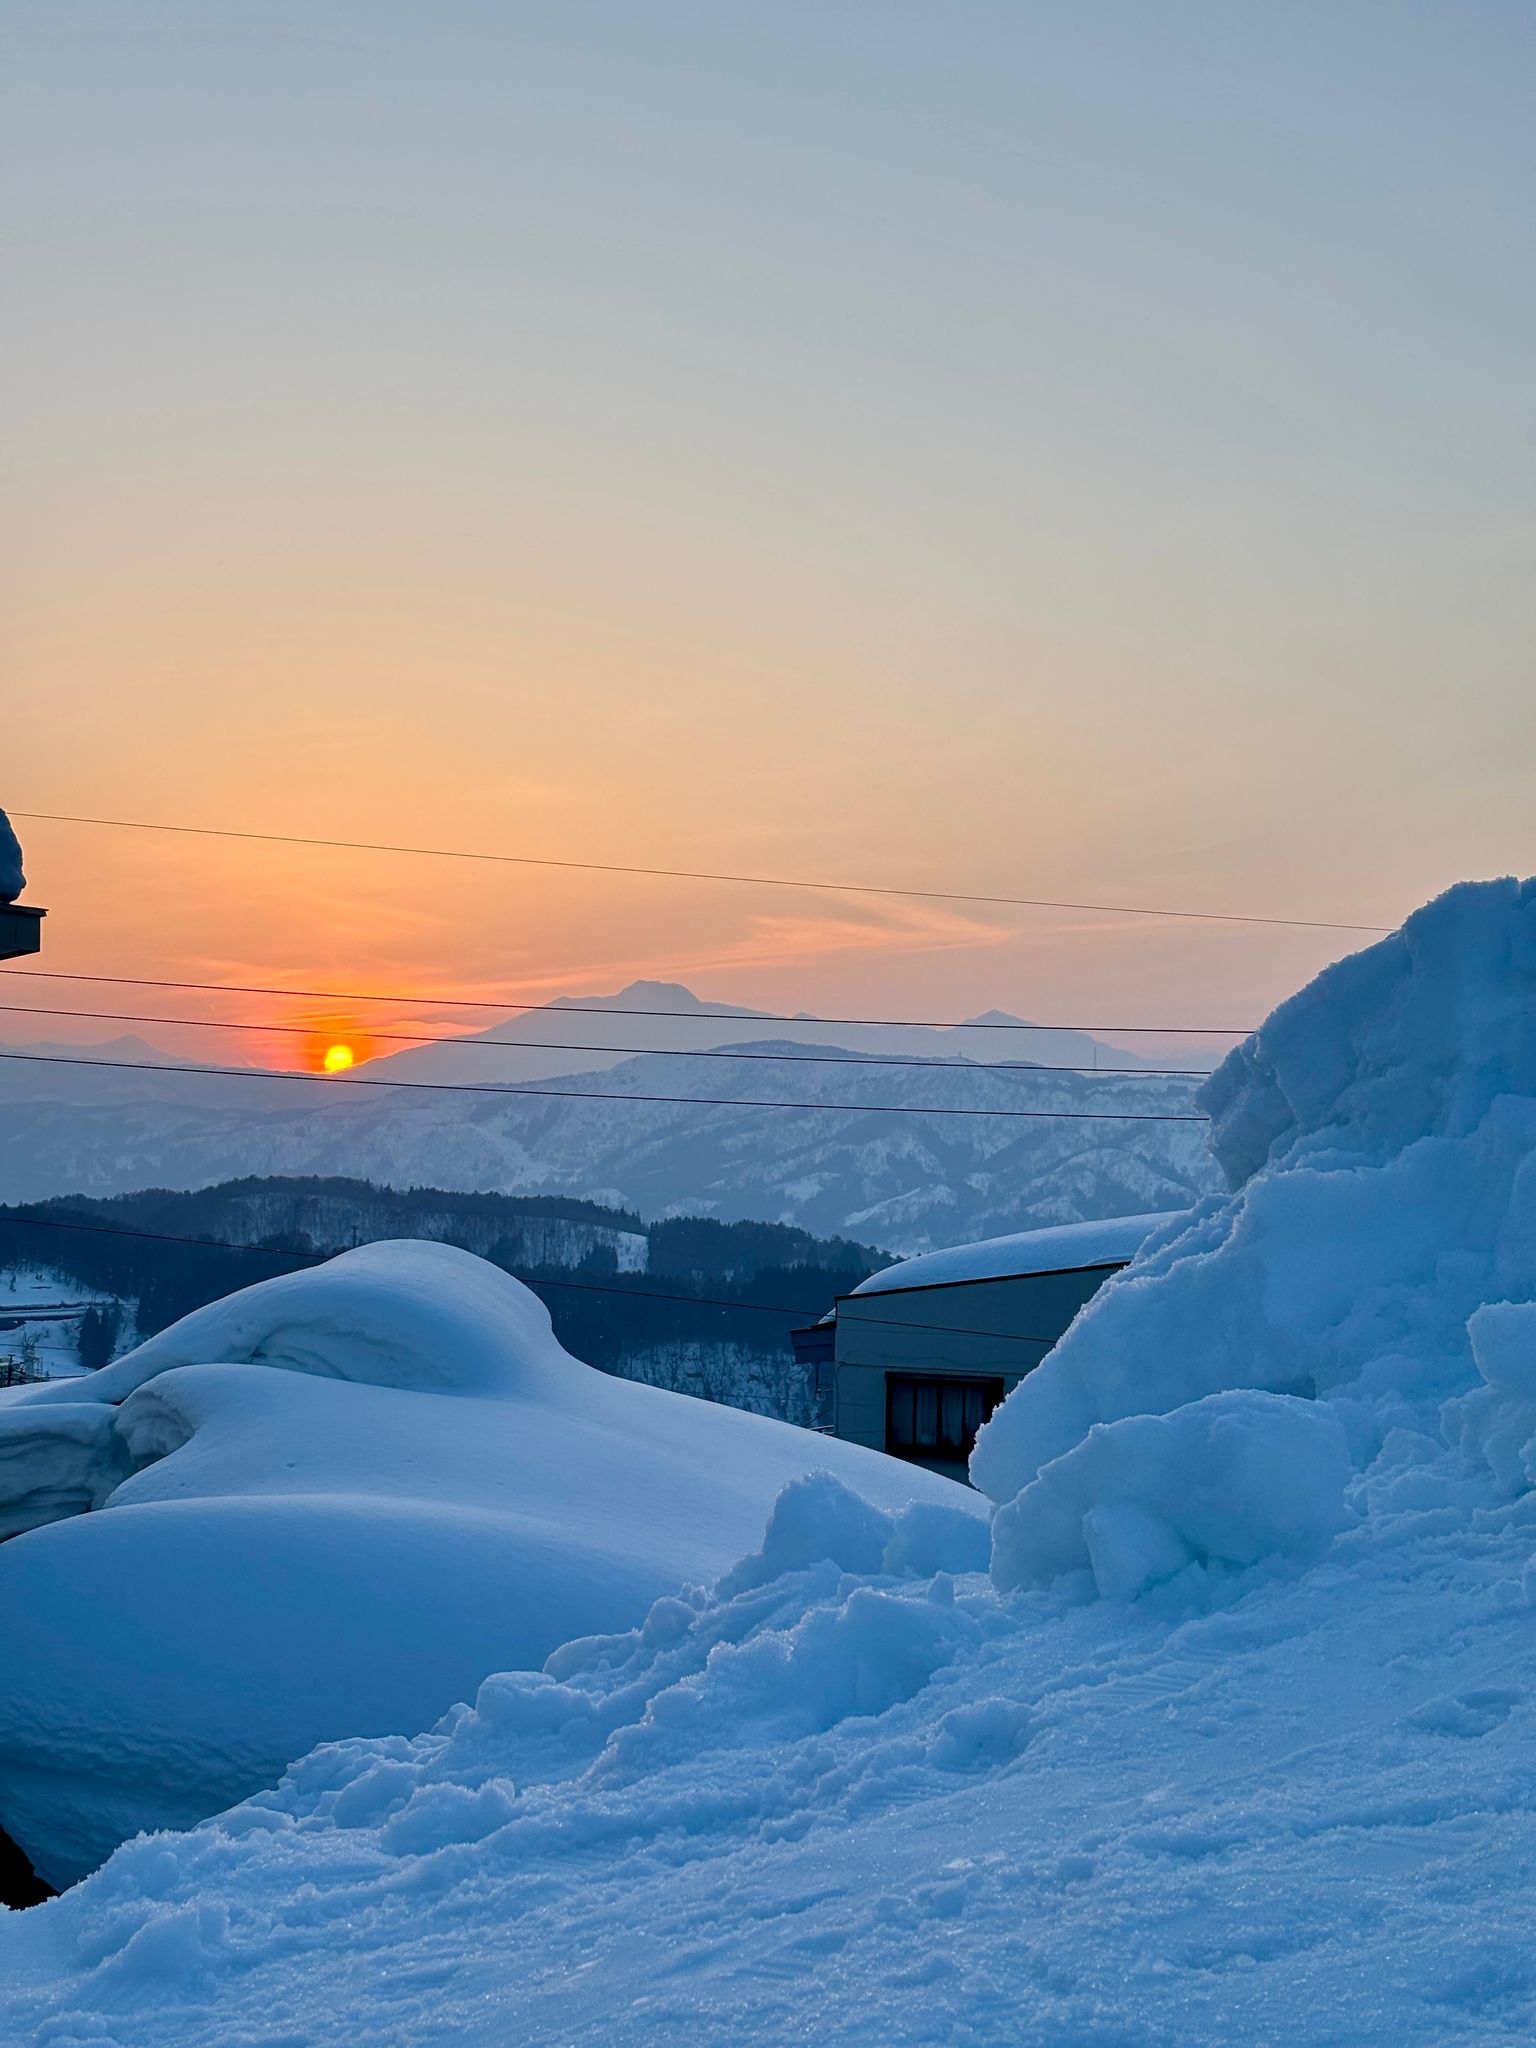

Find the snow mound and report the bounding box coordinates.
[716,1471,993,1597]
[0,1243,979,1888]
[972,879,1536,1532]
[0,807,22,903]
[20,1237,560,1403]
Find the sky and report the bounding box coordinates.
[3,2,1533,1069]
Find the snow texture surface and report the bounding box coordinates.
[0,1242,976,1889]
[5,878,1536,2046]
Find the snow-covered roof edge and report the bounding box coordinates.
[847,1212,1180,1297]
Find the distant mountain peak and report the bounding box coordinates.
[614,980,712,1005]
[958,1009,1033,1028]
[553,980,765,1018]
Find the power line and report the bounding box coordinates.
[0,1000,1214,1080]
[10,808,1392,933]
[0,1212,1063,1345]
[9,968,1260,1037]
[0,1048,1211,1121]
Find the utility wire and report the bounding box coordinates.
[10,808,1392,933]
[0,1212,1063,1345]
[0,1000,1214,1080]
[0,1049,1211,1121]
[9,969,1260,1037]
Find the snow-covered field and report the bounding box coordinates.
[0,1267,107,1382]
[2,876,1535,2045]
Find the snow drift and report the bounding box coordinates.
[0,1241,978,1888]
[5,878,1536,2046]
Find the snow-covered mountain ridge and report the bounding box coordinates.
[0,991,1219,1252]
[361,980,1209,1086]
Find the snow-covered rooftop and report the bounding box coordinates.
[848,1211,1179,1297]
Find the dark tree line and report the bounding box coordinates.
[76,1303,122,1370]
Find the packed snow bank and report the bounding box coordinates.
[0,808,23,903]
[0,1243,977,1888]
[972,877,1536,1521]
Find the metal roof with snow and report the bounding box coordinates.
[848,1211,1177,1297]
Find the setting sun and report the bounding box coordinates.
[322,1043,355,1075]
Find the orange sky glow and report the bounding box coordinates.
[4,7,1530,1066]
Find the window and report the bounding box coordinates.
[885,1374,1004,1463]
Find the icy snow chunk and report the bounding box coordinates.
[990,1391,1351,1599]
[329,1761,419,1830]
[1466,1300,1536,1403]
[1081,1500,1192,1602]
[381,1778,519,1857]
[928,1696,1035,1771]
[0,808,23,903]
[736,1583,957,1730]
[716,1473,894,1596]
[1443,1302,1536,1496]
[882,1500,993,1578]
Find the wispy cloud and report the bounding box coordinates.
[199,896,1013,1032]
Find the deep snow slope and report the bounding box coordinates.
[4,877,1536,2047]
[0,1242,977,1890]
